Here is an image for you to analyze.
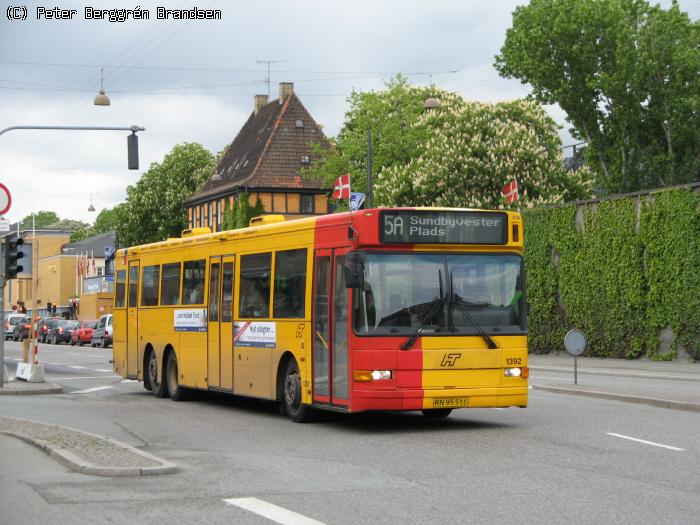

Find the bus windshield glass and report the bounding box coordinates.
[352,253,525,336]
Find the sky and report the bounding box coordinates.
[1,0,698,226]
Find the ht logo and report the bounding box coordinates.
[440,353,462,367]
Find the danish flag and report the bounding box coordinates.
[332,173,351,199]
[502,180,519,204]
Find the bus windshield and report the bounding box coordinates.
[353,252,525,336]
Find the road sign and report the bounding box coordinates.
[564,328,587,385]
[0,183,11,216]
[0,220,9,232]
[564,329,587,356]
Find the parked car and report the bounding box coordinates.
[70,320,98,346]
[37,317,60,343]
[91,314,113,348]
[47,319,79,345]
[12,316,32,341]
[4,314,25,340]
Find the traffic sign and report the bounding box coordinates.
[564,329,587,356]
[0,183,11,216]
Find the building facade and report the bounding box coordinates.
[1,229,115,320]
[184,82,331,231]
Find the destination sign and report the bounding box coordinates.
[380,210,508,245]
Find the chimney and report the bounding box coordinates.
[279,82,293,103]
[254,94,268,114]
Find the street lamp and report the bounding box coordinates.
[94,67,111,106]
[88,194,96,212]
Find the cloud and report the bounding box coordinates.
[1,0,694,225]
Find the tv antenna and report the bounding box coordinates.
[256,59,287,98]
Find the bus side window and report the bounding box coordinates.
[182,260,206,305]
[115,270,127,308]
[239,253,272,318]
[273,249,307,318]
[160,262,181,306]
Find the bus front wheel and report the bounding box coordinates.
[148,350,167,398]
[283,359,313,423]
[166,352,189,401]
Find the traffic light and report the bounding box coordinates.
[127,132,139,170]
[4,237,24,279]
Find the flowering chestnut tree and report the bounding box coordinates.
[375,92,593,209]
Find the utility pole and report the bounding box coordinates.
[0,274,5,387]
[256,59,286,99]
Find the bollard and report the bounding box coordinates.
[22,336,29,363]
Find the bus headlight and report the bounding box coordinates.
[504,368,522,377]
[354,370,392,382]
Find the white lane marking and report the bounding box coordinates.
[491,408,507,410]
[95,369,113,373]
[532,376,570,381]
[223,497,326,525]
[69,365,87,369]
[607,432,684,451]
[72,386,115,394]
[68,353,80,356]
[121,379,138,383]
[55,375,121,380]
[86,354,103,358]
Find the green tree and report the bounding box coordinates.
[495,0,700,194]
[92,207,119,234]
[375,95,593,209]
[20,210,59,229]
[304,76,440,203]
[116,143,215,246]
[70,207,121,242]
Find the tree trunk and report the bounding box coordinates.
[582,122,611,188]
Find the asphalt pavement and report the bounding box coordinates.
[0,340,698,524]
[1,343,698,479]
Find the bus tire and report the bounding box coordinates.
[421,409,452,418]
[148,349,167,398]
[282,358,313,423]
[166,351,189,401]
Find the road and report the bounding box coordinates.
[0,339,697,525]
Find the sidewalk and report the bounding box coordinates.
[529,353,700,412]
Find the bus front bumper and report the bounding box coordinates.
[350,386,529,413]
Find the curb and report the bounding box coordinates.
[532,385,700,412]
[0,383,64,395]
[0,416,178,477]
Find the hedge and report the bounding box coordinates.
[523,184,700,361]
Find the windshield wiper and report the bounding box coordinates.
[400,296,444,350]
[449,274,498,349]
[401,270,444,351]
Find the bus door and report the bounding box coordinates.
[126,261,139,377]
[312,249,349,406]
[207,255,235,390]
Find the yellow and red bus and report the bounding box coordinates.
[113,207,528,421]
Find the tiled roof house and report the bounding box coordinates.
[184,82,331,231]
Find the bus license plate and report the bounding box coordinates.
[432,397,469,408]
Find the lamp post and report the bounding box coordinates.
[0,124,145,387]
[365,96,440,210]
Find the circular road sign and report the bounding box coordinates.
[0,183,11,216]
[564,329,587,356]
